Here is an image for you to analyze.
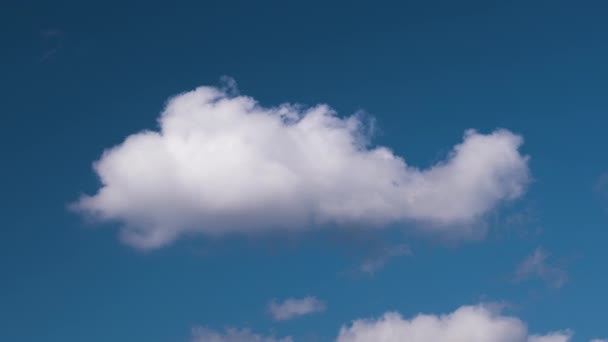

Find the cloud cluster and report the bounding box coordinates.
[74,84,530,249]
[194,304,589,342]
[268,296,326,321]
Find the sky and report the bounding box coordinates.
[1,0,608,341]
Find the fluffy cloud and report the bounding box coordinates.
[268,296,326,321]
[336,304,571,342]
[191,327,292,342]
[514,248,568,289]
[74,84,530,249]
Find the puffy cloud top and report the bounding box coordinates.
[74,85,530,249]
[336,304,570,342]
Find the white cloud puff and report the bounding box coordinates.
[268,296,326,321]
[336,304,571,342]
[192,327,292,342]
[74,84,530,249]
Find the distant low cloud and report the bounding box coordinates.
[594,173,608,208]
[514,247,568,289]
[39,28,65,62]
[73,81,530,249]
[359,244,411,275]
[268,296,326,321]
[191,327,292,342]
[595,173,608,194]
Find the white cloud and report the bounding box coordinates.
[514,248,568,289]
[268,296,326,321]
[336,304,571,342]
[191,327,292,342]
[73,83,530,249]
[590,339,608,342]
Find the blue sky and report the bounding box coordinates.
[2,1,608,341]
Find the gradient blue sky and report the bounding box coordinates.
[2,1,608,341]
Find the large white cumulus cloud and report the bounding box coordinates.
[336,304,570,342]
[74,84,530,249]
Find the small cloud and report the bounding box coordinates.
[39,28,66,62]
[40,28,64,38]
[514,248,568,289]
[219,75,239,96]
[191,326,292,342]
[40,47,59,62]
[359,244,411,275]
[268,296,326,321]
[491,205,543,240]
[594,174,608,207]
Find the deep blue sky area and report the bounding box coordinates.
[1,1,608,341]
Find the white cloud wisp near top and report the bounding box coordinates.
[73,84,530,249]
